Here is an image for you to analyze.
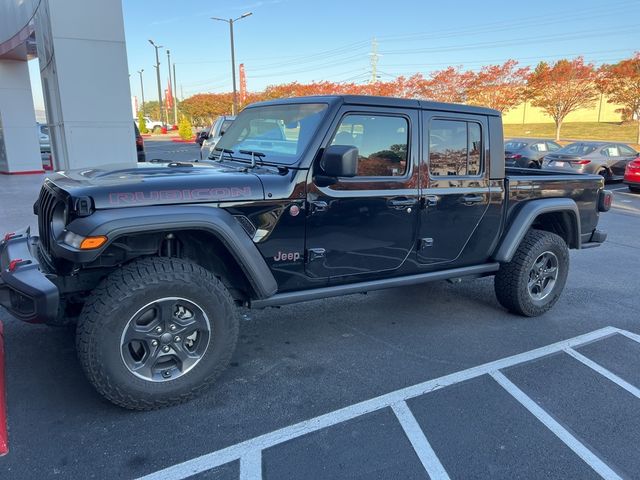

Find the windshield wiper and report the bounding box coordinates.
[239,149,266,168]
[211,147,234,162]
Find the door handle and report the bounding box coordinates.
[460,194,484,205]
[387,198,418,209]
[309,200,329,213]
[424,195,438,207]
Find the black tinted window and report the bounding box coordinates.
[331,115,409,177]
[429,120,482,176]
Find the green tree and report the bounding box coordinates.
[178,115,193,140]
[137,110,148,134]
[141,101,162,121]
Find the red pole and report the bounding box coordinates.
[0,321,8,456]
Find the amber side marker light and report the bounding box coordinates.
[79,236,108,250]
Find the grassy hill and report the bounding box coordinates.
[503,122,639,149]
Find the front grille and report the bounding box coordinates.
[37,184,60,255]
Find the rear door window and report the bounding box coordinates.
[428,119,483,177]
[546,141,561,151]
[531,142,548,152]
[601,145,620,157]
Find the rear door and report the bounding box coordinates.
[417,111,491,266]
[304,107,420,279]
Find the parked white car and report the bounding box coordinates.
[134,116,164,132]
[198,115,236,160]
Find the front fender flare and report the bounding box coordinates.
[57,205,278,299]
[493,198,581,263]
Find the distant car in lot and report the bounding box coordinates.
[37,123,50,153]
[134,116,164,132]
[624,157,640,192]
[134,122,145,162]
[541,141,638,181]
[505,138,562,168]
[199,115,236,159]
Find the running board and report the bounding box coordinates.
[250,263,500,308]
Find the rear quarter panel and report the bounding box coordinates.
[505,170,604,238]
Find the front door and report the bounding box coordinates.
[417,111,491,266]
[305,107,420,279]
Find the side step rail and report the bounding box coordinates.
[250,263,500,308]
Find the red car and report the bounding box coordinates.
[624,157,640,193]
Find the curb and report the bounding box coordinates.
[0,321,7,456]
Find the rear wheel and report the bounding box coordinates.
[76,257,239,410]
[597,168,611,183]
[494,230,569,317]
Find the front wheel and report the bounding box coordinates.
[76,257,239,410]
[494,230,569,317]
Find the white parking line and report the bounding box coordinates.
[391,401,450,480]
[565,347,640,400]
[137,326,632,480]
[490,371,622,480]
[239,450,262,480]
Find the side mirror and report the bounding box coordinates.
[319,145,358,178]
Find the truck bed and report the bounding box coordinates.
[504,166,605,246]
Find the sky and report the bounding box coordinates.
[29,0,640,111]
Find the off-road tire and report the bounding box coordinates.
[494,229,569,317]
[76,257,239,410]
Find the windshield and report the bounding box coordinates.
[560,143,597,156]
[505,141,527,151]
[214,103,328,165]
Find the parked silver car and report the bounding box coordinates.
[505,138,562,168]
[199,115,236,160]
[541,141,638,181]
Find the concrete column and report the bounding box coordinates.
[34,0,136,170]
[0,59,43,174]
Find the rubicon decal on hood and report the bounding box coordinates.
[108,187,253,205]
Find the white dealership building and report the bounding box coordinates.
[0,0,136,174]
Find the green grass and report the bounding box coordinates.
[503,122,639,149]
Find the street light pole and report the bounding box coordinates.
[211,12,252,115]
[137,69,145,115]
[166,50,178,125]
[148,39,164,126]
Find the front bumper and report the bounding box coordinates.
[0,229,59,323]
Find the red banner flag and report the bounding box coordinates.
[166,78,174,109]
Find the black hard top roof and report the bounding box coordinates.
[248,95,501,117]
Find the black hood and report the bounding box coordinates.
[47,162,265,209]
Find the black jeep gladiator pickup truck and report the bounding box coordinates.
[0,95,612,409]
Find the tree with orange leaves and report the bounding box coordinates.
[420,67,475,103]
[528,57,599,140]
[467,60,530,113]
[599,53,640,143]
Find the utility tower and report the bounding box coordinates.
[369,37,379,83]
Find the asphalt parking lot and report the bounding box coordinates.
[0,140,639,479]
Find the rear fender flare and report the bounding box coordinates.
[493,198,580,263]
